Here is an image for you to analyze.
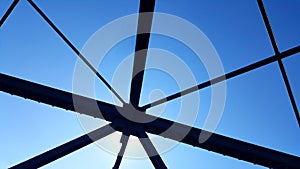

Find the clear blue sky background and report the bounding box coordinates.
[0,0,300,169]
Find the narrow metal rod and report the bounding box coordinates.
[257,0,279,54]
[138,131,167,169]
[257,0,300,127]
[278,59,300,126]
[9,124,116,169]
[141,45,300,110]
[26,0,125,104]
[0,0,20,27]
[112,130,131,169]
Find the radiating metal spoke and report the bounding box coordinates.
[112,129,130,169]
[257,0,300,127]
[27,0,125,104]
[129,0,156,108]
[257,0,280,55]
[2,1,300,168]
[0,73,121,120]
[137,131,167,169]
[277,59,300,126]
[9,124,116,169]
[2,65,300,168]
[0,0,20,27]
[143,116,300,169]
[141,45,300,110]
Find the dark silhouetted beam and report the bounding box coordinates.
[110,115,300,169]
[257,0,280,55]
[277,59,300,127]
[27,0,125,104]
[0,73,120,121]
[0,0,20,27]
[130,0,156,108]
[142,45,300,110]
[112,129,130,169]
[257,0,300,127]
[9,124,115,169]
[138,131,167,169]
[144,118,300,169]
[1,73,299,168]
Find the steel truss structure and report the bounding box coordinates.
[1,0,300,168]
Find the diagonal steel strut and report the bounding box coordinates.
[2,0,300,168]
[0,0,20,27]
[1,73,299,168]
[27,0,126,104]
[141,45,300,110]
[137,131,167,169]
[112,129,131,169]
[9,123,116,169]
[257,0,300,127]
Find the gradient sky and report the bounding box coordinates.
[1,0,300,169]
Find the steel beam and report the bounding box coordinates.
[9,123,115,169]
[142,45,300,110]
[112,130,131,169]
[145,118,300,169]
[130,0,156,108]
[2,0,299,168]
[0,0,20,27]
[137,131,168,169]
[1,73,300,168]
[257,0,300,127]
[27,0,125,104]
[0,73,120,121]
[257,0,280,55]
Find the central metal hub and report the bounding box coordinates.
[118,103,147,123]
[111,103,156,136]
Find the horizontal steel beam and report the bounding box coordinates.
[0,73,120,121]
[145,118,300,169]
[1,73,299,168]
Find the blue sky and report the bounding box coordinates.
[1,0,300,169]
